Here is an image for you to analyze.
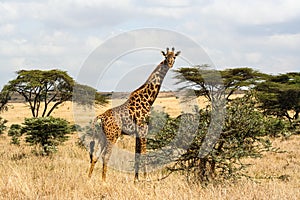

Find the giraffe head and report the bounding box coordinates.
[161,47,181,68]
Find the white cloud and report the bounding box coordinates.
[266,34,300,50]
[0,24,15,35]
[143,0,194,7]
[85,36,103,50]
[0,0,135,29]
[0,0,300,90]
[39,0,135,29]
[136,0,195,19]
[141,7,190,19]
[201,0,300,25]
[245,52,262,64]
[0,2,18,23]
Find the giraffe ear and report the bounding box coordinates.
[161,51,166,56]
[175,51,181,57]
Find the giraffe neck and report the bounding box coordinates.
[145,60,169,86]
[129,60,170,106]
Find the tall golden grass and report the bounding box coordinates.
[0,97,299,199]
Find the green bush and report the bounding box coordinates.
[147,110,177,150]
[22,117,71,155]
[8,124,22,145]
[147,93,285,183]
[291,119,300,135]
[264,117,290,137]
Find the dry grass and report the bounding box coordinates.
[0,96,300,199]
[1,95,209,126]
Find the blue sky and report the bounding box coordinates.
[1,0,300,91]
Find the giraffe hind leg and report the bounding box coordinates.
[88,140,96,178]
[88,157,98,178]
[88,139,106,178]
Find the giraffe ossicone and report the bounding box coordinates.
[88,47,181,182]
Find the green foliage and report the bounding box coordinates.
[255,72,300,123]
[0,86,10,112]
[2,69,75,117]
[221,68,267,98]
[147,94,284,183]
[0,117,8,135]
[147,66,296,183]
[174,65,223,101]
[291,119,300,135]
[22,117,71,155]
[146,110,200,168]
[264,117,290,137]
[213,94,272,177]
[147,110,177,149]
[73,83,108,107]
[70,124,83,132]
[1,69,108,117]
[174,66,266,101]
[8,124,22,145]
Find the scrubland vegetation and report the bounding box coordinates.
[0,68,299,199]
[0,98,299,200]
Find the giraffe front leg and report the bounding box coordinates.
[134,136,147,183]
[141,137,148,180]
[134,137,141,182]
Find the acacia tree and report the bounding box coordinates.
[156,66,275,183]
[147,94,277,183]
[221,67,267,99]
[255,72,300,123]
[1,69,107,117]
[174,66,267,156]
[174,65,266,101]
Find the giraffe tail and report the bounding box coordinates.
[91,116,100,141]
[89,116,99,163]
[89,116,105,164]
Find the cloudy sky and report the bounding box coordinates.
[1,0,300,91]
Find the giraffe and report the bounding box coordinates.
[88,47,181,182]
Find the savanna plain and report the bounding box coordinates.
[0,95,299,200]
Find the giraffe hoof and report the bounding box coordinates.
[102,181,108,186]
[134,178,140,184]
